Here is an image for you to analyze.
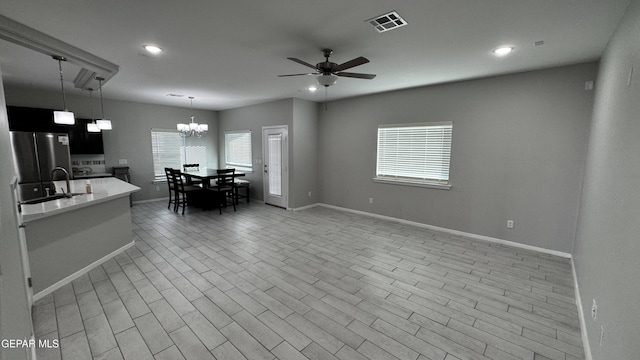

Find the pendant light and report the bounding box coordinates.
[177,96,208,138]
[52,55,75,125]
[95,77,112,130]
[86,88,100,132]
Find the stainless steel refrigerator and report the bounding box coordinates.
[10,131,72,201]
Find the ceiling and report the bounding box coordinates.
[0,0,631,111]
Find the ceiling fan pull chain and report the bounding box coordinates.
[324,87,328,110]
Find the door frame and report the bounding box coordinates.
[262,125,289,208]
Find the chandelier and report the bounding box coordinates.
[177,96,208,138]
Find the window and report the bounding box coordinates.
[375,121,452,188]
[225,130,252,172]
[151,129,206,181]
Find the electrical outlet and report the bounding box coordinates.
[369,197,374,204]
[118,159,128,165]
[507,220,514,229]
[155,186,160,191]
[308,191,312,197]
[592,299,598,320]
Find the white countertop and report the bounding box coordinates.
[21,177,140,223]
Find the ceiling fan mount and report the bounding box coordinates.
[279,48,376,87]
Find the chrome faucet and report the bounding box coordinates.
[51,166,72,197]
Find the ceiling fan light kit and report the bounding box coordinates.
[317,74,338,87]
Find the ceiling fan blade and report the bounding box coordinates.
[278,73,316,77]
[334,56,369,72]
[336,72,376,80]
[287,57,317,69]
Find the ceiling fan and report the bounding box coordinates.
[279,49,376,87]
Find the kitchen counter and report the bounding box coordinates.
[21,177,139,223]
[22,177,140,296]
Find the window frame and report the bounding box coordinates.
[374,121,453,190]
[150,128,207,182]
[224,130,253,173]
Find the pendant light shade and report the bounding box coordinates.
[53,111,75,125]
[95,77,112,130]
[52,55,75,125]
[87,123,100,132]
[96,119,112,130]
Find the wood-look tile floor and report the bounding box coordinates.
[32,201,585,360]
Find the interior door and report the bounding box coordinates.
[262,126,288,208]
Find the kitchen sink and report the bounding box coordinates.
[21,193,84,205]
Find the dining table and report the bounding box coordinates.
[181,168,245,188]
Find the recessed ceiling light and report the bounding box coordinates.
[493,46,514,56]
[143,45,163,54]
[308,86,318,92]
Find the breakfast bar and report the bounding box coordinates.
[20,177,140,296]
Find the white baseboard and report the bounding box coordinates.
[132,197,168,205]
[290,203,320,211]
[32,241,134,302]
[313,203,571,258]
[572,259,593,360]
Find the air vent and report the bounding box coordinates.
[366,11,408,33]
[166,94,185,97]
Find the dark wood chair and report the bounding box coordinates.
[164,167,177,210]
[206,168,236,214]
[182,163,202,186]
[171,168,202,214]
[232,178,250,204]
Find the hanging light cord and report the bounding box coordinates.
[189,96,195,123]
[56,57,68,110]
[88,88,95,121]
[97,77,106,118]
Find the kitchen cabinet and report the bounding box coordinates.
[67,118,104,154]
[7,106,104,154]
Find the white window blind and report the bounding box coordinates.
[376,122,452,185]
[151,129,206,181]
[225,130,252,171]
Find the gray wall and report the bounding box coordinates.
[292,99,319,208]
[218,98,293,204]
[0,67,32,360]
[4,86,218,201]
[318,63,597,253]
[573,1,640,358]
[217,98,319,208]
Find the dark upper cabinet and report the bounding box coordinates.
[7,106,104,154]
[67,118,104,154]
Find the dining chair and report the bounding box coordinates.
[164,167,177,210]
[171,168,202,214]
[206,168,236,214]
[182,163,202,186]
[232,178,250,204]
